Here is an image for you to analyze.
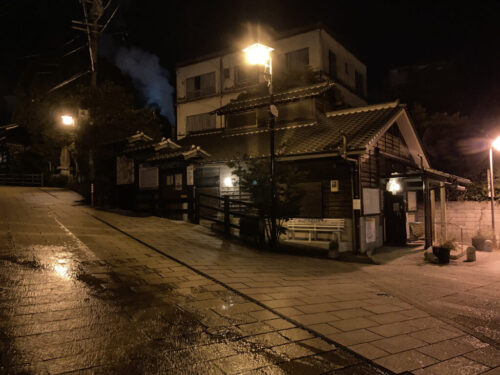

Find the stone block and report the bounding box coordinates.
[424,250,438,263]
[484,239,493,252]
[466,246,476,262]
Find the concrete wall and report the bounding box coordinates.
[429,201,498,245]
[320,29,367,97]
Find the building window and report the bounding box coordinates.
[234,65,259,86]
[224,68,230,79]
[355,70,364,96]
[328,50,337,79]
[345,62,349,74]
[186,72,216,98]
[186,113,216,133]
[286,48,309,69]
[226,111,257,129]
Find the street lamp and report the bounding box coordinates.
[489,136,500,244]
[243,42,278,248]
[59,112,95,207]
[61,115,75,126]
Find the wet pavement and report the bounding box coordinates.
[79,192,500,374]
[0,187,387,375]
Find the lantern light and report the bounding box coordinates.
[223,176,233,187]
[243,43,274,66]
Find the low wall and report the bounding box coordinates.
[433,201,498,245]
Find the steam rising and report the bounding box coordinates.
[113,46,175,124]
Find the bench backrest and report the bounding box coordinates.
[286,218,345,229]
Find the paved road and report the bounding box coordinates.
[0,187,386,374]
[369,245,500,351]
[83,191,500,374]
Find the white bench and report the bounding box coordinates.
[285,218,345,242]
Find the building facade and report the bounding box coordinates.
[176,26,367,139]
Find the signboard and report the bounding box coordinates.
[139,166,158,190]
[116,156,134,185]
[353,199,361,210]
[174,173,183,191]
[186,165,194,186]
[363,188,381,215]
[407,191,417,211]
[365,217,376,243]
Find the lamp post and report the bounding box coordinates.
[60,113,94,207]
[489,136,500,244]
[243,43,278,248]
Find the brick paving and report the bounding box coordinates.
[0,187,387,374]
[64,192,500,375]
[2,187,499,374]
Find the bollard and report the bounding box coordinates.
[466,246,476,262]
[484,240,493,252]
[328,234,340,259]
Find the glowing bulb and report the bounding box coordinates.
[61,115,75,126]
[243,43,273,66]
[223,177,233,187]
[492,136,500,151]
[387,179,401,193]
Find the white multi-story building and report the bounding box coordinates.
[176,25,367,139]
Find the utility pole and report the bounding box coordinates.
[72,0,113,207]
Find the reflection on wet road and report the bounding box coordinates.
[0,187,385,374]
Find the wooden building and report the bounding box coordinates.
[113,82,468,254]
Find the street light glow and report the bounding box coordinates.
[243,43,273,66]
[61,115,75,126]
[492,136,500,151]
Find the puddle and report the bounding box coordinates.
[0,256,44,270]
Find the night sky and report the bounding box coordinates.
[1,0,499,120]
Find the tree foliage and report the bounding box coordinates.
[409,103,484,178]
[228,156,307,243]
[13,80,165,174]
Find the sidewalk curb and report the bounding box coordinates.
[88,212,394,375]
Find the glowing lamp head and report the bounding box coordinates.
[243,43,273,65]
[223,176,233,187]
[492,136,500,151]
[61,115,75,126]
[387,178,401,194]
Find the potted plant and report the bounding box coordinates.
[432,240,455,264]
[472,232,487,251]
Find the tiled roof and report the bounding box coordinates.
[178,101,403,162]
[212,81,336,115]
[147,145,211,162]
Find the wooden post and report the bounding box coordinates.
[194,189,200,224]
[430,189,436,243]
[440,182,447,243]
[224,195,230,237]
[423,176,433,249]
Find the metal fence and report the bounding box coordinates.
[0,174,43,186]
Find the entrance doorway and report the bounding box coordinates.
[384,192,407,245]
